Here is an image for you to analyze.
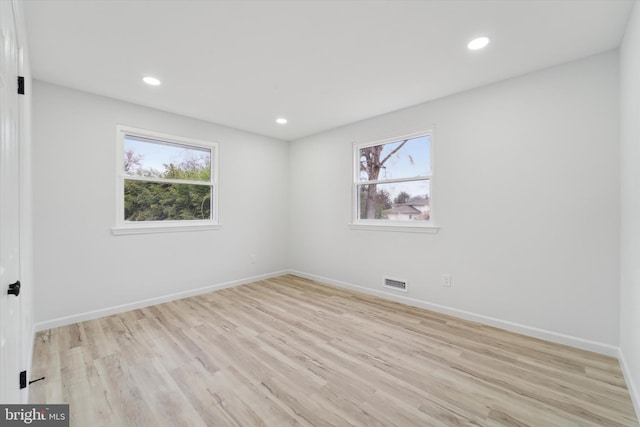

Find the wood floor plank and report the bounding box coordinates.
[30,275,639,426]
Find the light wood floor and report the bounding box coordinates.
[30,275,638,426]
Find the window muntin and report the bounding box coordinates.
[116,126,218,231]
[354,132,432,226]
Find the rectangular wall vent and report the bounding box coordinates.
[384,277,407,292]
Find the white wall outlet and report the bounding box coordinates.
[442,274,451,287]
[250,254,257,264]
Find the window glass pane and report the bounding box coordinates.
[124,136,211,182]
[125,180,212,221]
[359,135,430,182]
[357,180,430,221]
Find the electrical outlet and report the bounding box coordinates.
[442,274,451,287]
[250,254,257,264]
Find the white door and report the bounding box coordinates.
[0,0,23,404]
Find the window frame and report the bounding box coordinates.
[350,128,438,233]
[112,125,220,235]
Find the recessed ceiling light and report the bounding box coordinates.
[276,118,288,125]
[143,76,161,86]
[467,36,490,51]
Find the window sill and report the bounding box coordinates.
[111,223,221,235]
[349,222,440,233]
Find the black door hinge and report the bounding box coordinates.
[17,76,25,95]
[20,370,27,389]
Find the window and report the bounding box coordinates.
[113,126,219,234]
[352,129,436,231]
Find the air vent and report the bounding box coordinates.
[384,277,407,292]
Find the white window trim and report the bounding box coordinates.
[112,125,220,235]
[350,128,439,233]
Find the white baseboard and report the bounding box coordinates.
[34,270,289,332]
[619,348,640,421]
[288,270,619,357]
[34,268,620,358]
[31,268,634,415]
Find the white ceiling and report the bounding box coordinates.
[24,0,634,141]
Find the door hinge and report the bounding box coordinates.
[20,370,27,389]
[17,76,25,95]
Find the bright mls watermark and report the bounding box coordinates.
[1,405,69,426]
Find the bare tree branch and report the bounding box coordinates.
[380,139,408,166]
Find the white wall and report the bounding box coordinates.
[620,1,640,416]
[32,81,289,327]
[289,52,620,354]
